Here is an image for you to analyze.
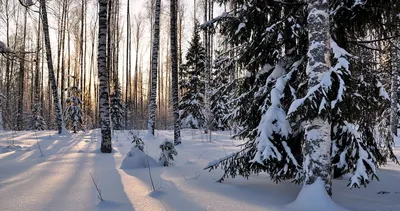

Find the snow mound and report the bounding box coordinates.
[120,148,161,169]
[285,178,350,211]
[394,134,400,146]
[0,145,25,154]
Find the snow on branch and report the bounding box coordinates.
[339,122,378,188]
[289,39,352,115]
[0,41,11,53]
[26,0,35,6]
[376,80,389,100]
[251,62,301,171]
[200,12,236,29]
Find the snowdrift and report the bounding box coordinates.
[120,147,160,169]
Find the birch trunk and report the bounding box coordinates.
[391,42,398,138]
[125,0,131,129]
[17,8,28,131]
[98,0,112,153]
[303,0,332,195]
[40,0,66,134]
[170,0,181,144]
[148,0,161,136]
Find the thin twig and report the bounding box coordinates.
[36,140,44,157]
[195,151,207,164]
[146,148,156,191]
[89,173,104,201]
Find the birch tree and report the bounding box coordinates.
[390,42,398,139]
[98,0,112,153]
[39,0,66,134]
[301,0,332,194]
[148,0,161,136]
[170,0,181,144]
[17,6,28,130]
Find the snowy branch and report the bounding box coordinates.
[200,12,237,29]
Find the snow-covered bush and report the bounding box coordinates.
[63,86,83,133]
[129,131,144,152]
[159,139,178,166]
[29,103,46,131]
[179,23,206,129]
[122,147,160,169]
[110,84,124,130]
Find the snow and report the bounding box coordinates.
[120,147,160,169]
[0,41,11,53]
[25,0,34,6]
[285,178,349,211]
[0,129,400,211]
[235,23,246,35]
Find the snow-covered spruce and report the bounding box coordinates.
[179,24,206,129]
[159,139,178,166]
[129,131,144,152]
[204,0,398,191]
[63,87,83,133]
[210,49,232,131]
[110,84,124,130]
[205,0,308,183]
[29,104,46,131]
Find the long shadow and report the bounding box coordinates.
[121,159,205,210]
[92,131,135,211]
[0,131,88,191]
[0,132,63,183]
[334,167,400,211]
[38,131,133,211]
[194,166,400,211]
[0,132,91,210]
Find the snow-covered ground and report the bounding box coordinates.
[0,129,399,211]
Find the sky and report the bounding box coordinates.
[0,0,223,95]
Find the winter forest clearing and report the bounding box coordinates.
[0,130,399,211]
[1,0,400,210]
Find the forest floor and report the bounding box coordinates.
[0,129,399,211]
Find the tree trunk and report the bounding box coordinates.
[80,0,85,107]
[134,18,141,113]
[40,0,66,134]
[35,7,42,106]
[303,0,332,195]
[170,0,181,144]
[391,42,398,138]
[148,0,161,136]
[17,7,28,131]
[125,0,131,129]
[98,0,112,153]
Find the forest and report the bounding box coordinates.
[0,0,400,211]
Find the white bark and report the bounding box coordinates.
[40,0,66,134]
[98,0,112,152]
[303,0,332,195]
[390,42,398,138]
[148,0,161,136]
[170,0,181,144]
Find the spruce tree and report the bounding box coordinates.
[179,24,207,129]
[205,0,398,192]
[29,104,46,131]
[110,84,124,130]
[210,49,232,131]
[63,87,83,133]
